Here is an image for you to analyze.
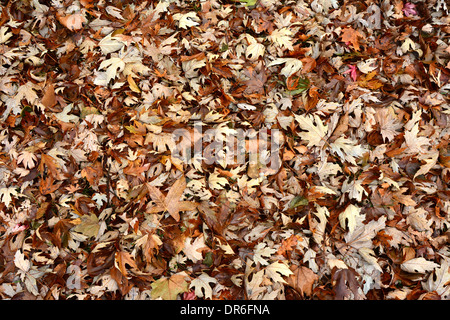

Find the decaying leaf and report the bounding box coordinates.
[1,0,448,302]
[151,273,190,300]
[146,176,197,221]
[72,214,100,238]
[287,265,318,297]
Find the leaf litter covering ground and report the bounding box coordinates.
[0,0,450,301]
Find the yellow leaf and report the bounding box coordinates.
[127,75,141,93]
[151,273,189,300]
[73,214,100,238]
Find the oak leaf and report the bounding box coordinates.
[332,268,364,300]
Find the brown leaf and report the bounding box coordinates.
[287,265,318,297]
[39,175,62,195]
[146,176,197,221]
[81,162,103,186]
[86,243,115,277]
[115,251,138,277]
[341,27,363,51]
[332,268,364,300]
[41,83,56,109]
[150,273,189,300]
[39,154,60,179]
[198,199,230,235]
[329,113,349,142]
[110,266,132,295]
[300,56,316,74]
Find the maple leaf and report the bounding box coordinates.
[404,123,430,154]
[98,33,126,54]
[151,273,189,300]
[96,57,125,86]
[268,28,294,51]
[246,39,265,60]
[414,151,439,179]
[72,214,100,239]
[357,59,378,74]
[339,204,362,234]
[14,250,30,273]
[208,171,229,190]
[38,154,60,178]
[403,3,417,17]
[56,12,86,31]
[311,205,329,244]
[295,114,328,147]
[277,235,302,256]
[0,26,13,44]
[190,273,217,299]
[343,65,358,81]
[330,136,367,165]
[374,108,402,142]
[344,216,386,250]
[115,251,139,276]
[401,258,439,274]
[253,242,277,265]
[341,27,363,51]
[2,81,38,120]
[358,248,382,272]
[81,162,103,186]
[265,261,293,284]
[422,259,450,299]
[55,104,79,123]
[183,235,207,263]
[146,176,197,221]
[17,151,37,169]
[246,269,266,299]
[39,175,62,195]
[243,66,267,95]
[268,58,303,78]
[173,12,200,29]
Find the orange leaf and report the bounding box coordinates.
[146,176,197,221]
[39,176,61,195]
[41,83,56,109]
[115,251,138,277]
[287,265,319,297]
[341,27,363,51]
[39,154,60,178]
[81,162,103,186]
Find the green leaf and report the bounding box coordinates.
[151,273,189,300]
[73,213,100,238]
[289,196,309,209]
[203,252,214,267]
[239,0,257,7]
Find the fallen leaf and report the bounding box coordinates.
[151,273,190,300]
[146,176,197,221]
[287,265,318,297]
[72,213,100,238]
[341,27,363,51]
